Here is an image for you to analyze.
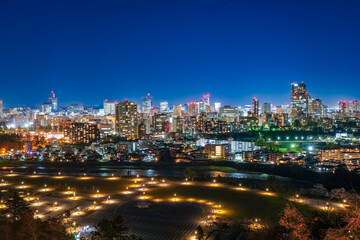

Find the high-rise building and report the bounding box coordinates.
[339,101,350,115]
[351,100,359,113]
[290,82,311,120]
[262,103,272,114]
[198,100,206,113]
[64,122,100,143]
[252,97,259,116]
[172,105,182,117]
[115,100,138,139]
[40,103,52,113]
[49,91,58,111]
[187,102,199,116]
[275,106,282,114]
[103,99,116,115]
[214,102,221,112]
[160,101,169,113]
[142,93,152,114]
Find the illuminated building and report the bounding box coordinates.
[159,101,169,113]
[172,105,182,117]
[198,100,206,113]
[214,102,221,112]
[290,82,311,120]
[219,106,238,122]
[261,103,271,114]
[64,122,100,143]
[142,93,152,114]
[275,106,282,114]
[351,100,359,113]
[339,101,350,115]
[187,102,198,116]
[172,116,184,133]
[48,91,58,111]
[40,103,52,113]
[204,144,226,159]
[67,104,83,113]
[115,100,138,139]
[252,97,259,116]
[103,100,116,115]
[24,141,32,153]
[153,113,169,132]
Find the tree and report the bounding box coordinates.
[185,167,197,180]
[196,225,204,240]
[1,189,31,223]
[279,204,311,240]
[90,215,141,240]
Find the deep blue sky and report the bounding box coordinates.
[0,0,359,108]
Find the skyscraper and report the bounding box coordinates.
[252,97,259,116]
[339,101,350,115]
[261,102,272,114]
[115,100,138,139]
[49,91,58,111]
[172,105,182,117]
[290,82,310,120]
[103,99,116,115]
[214,102,221,112]
[187,102,199,116]
[160,101,169,113]
[142,93,152,114]
[351,100,359,113]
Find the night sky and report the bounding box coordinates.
[0,0,359,108]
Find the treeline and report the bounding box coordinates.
[0,133,23,150]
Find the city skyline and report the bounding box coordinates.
[1,0,360,107]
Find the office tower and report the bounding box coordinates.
[49,91,58,111]
[313,99,324,117]
[262,103,272,114]
[252,97,259,116]
[203,94,210,105]
[187,102,199,116]
[64,122,100,143]
[67,104,84,113]
[351,100,359,113]
[198,100,206,113]
[172,105,182,117]
[142,93,152,114]
[160,101,169,113]
[339,101,350,115]
[40,103,52,113]
[275,106,282,114]
[214,102,221,112]
[103,99,116,115]
[115,100,138,139]
[290,82,311,120]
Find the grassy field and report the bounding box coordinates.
[147,184,307,225]
[0,174,140,194]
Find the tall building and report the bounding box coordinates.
[40,103,52,113]
[214,102,221,112]
[103,100,116,115]
[64,122,100,143]
[351,100,359,113]
[275,106,282,114]
[187,102,199,116]
[160,101,169,113]
[172,105,182,117]
[339,101,350,115]
[115,100,138,139]
[262,103,272,114]
[49,91,58,111]
[290,82,310,120]
[142,93,152,114]
[252,97,259,116]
